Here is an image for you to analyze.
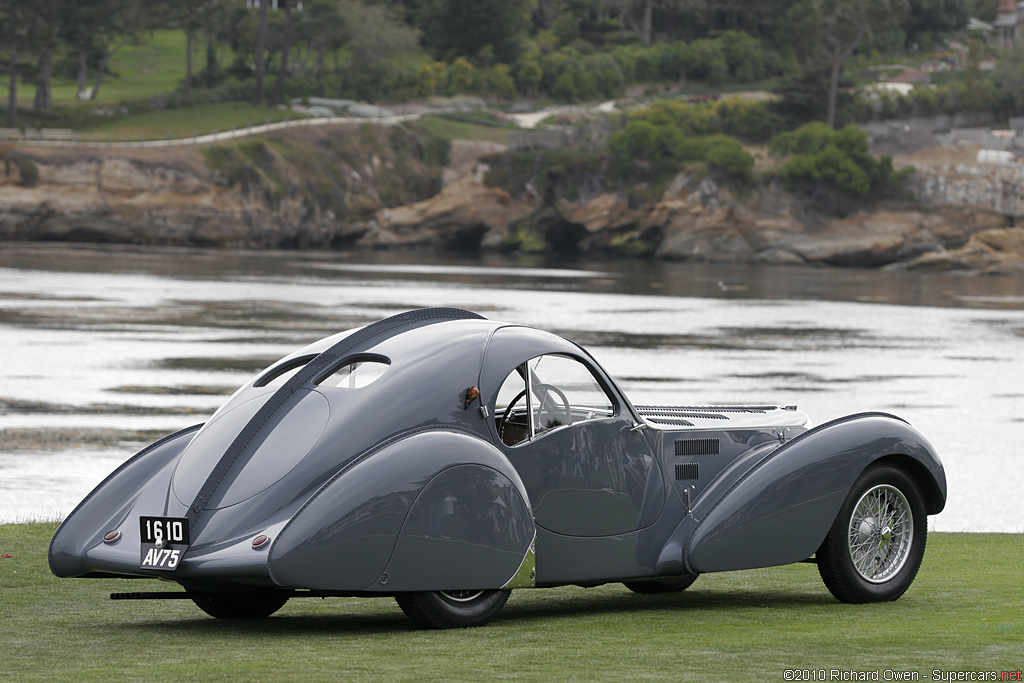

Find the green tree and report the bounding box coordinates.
[771,64,858,129]
[254,0,270,104]
[996,40,1024,114]
[25,0,73,111]
[788,0,909,128]
[903,0,969,46]
[87,0,148,100]
[514,56,543,96]
[0,3,32,127]
[341,2,418,68]
[418,0,531,63]
[271,0,296,105]
[171,0,215,100]
[294,0,347,82]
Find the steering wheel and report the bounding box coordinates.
[533,382,572,430]
[499,384,572,444]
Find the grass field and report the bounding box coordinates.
[1,525,1020,682]
[18,30,219,107]
[76,102,310,141]
[413,115,513,145]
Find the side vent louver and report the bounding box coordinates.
[675,463,699,480]
[675,438,720,456]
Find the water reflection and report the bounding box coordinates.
[0,243,1021,532]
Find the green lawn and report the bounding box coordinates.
[76,102,310,141]
[1,525,1020,682]
[17,30,209,107]
[413,115,512,145]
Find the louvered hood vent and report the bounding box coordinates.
[675,463,699,480]
[675,438,721,456]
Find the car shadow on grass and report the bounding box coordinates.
[101,587,837,636]
[499,587,837,625]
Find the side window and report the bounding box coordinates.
[529,355,614,436]
[495,354,615,446]
[496,365,529,447]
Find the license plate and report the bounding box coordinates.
[139,516,189,571]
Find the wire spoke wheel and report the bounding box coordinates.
[847,484,913,583]
[817,465,927,603]
[437,590,486,603]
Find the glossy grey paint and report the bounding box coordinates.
[49,425,200,578]
[681,413,945,574]
[268,429,533,592]
[50,307,947,599]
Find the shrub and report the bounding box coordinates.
[769,121,835,156]
[514,57,543,96]
[416,62,448,98]
[587,53,625,99]
[449,57,477,93]
[608,119,752,185]
[773,122,910,199]
[18,157,40,187]
[551,71,580,102]
[781,145,871,196]
[687,38,728,85]
[488,64,517,99]
[704,135,754,180]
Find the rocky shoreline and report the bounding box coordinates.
[2,132,1023,276]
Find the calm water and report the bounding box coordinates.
[1,243,1022,531]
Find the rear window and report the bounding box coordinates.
[317,359,390,389]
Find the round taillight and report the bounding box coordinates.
[252,534,270,549]
[103,530,121,543]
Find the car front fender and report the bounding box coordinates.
[683,413,945,574]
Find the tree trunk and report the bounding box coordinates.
[91,49,111,100]
[642,0,653,46]
[34,48,54,111]
[271,0,293,106]
[76,48,88,99]
[254,0,270,105]
[827,51,841,128]
[185,28,194,100]
[6,47,17,129]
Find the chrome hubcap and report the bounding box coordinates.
[847,484,913,583]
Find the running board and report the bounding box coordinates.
[111,589,365,601]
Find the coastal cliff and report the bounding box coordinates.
[2,126,1022,275]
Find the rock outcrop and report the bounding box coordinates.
[3,135,1022,275]
[358,176,529,250]
[904,227,1024,275]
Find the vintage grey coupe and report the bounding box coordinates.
[50,308,946,628]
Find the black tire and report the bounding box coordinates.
[190,590,290,619]
[623,574,699,594]
[395,590,510,629]
[817,465,927,604]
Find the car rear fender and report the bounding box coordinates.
[267,428,535,592]
[48,424,202,578]
[681,413,946,574]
